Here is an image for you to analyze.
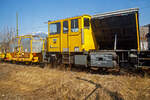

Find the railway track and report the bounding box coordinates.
[46,63,150,77]
[1,61,150,77]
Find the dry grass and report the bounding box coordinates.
[0,63,150,100]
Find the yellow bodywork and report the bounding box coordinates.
[135,12,140,51]
[0,48,6,60]
[4,53,12,61]
[0,52,5,60]
[47,15,98,53]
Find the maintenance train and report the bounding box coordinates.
[0,8,150,70]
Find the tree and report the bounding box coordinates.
[0,26,16,53]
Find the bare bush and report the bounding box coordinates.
[0,26,16,52]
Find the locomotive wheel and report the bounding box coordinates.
[25,61,31,65]
[12,60,16,64]
[64,64,72,71]
[39,63,45,68]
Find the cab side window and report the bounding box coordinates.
[84,18,90,29]
[50,22,61,35]
[63,21,68,33]
[71,19,78,32]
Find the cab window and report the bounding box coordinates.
[50,22,61,34]
[63,21,68,33]
[84,18,90,29]
[71,19,78,32]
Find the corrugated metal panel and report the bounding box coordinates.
[75,55,87,66]
[32,40,43,53]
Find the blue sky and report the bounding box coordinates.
[0,0,150,34]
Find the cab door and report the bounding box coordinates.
[48,22,61,52]
[61,21,69,52]
[69,18,82,52]
[83,17,96,51]
[83,17,90,51]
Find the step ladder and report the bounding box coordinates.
[62,52,73,64]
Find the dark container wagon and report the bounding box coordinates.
[88,8,150,69]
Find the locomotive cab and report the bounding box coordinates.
[47,15,97,53]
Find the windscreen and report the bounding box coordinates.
[21,38,31,52]
[9,38,19,53]
[91,12,138,50]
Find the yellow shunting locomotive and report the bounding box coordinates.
[47,15,97,53]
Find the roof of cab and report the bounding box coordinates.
[48,14,91,24]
